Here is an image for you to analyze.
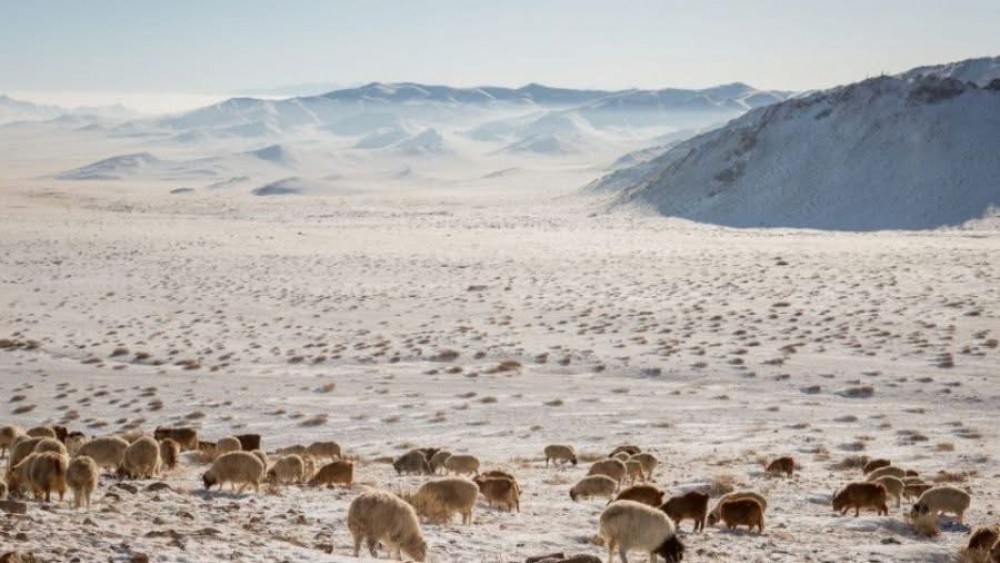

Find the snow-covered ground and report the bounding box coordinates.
[0,180,998,562]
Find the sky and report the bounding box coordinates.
[2,0,999,110]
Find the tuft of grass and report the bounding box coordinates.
[544,398,564,407]
[934,441,955,452]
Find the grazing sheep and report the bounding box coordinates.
[874,475,904,508]
[267,455,307,484]
[766,456,795,477]
[614,484,665,507]
[275,444,308,457]
[481,469,521,493]
[394,449,431,476]
[347,489,427,562]
[7,453,39,496]
[910,486,971,524]
[443,454,481,477]
[250,449,268,470]
[65,432,87,455]
[903,482,933,501]
[570,475,618,502]
[305,441,342,461]
[967,526,999,551]
[406,477,479,525]
[417,448,441,462]
[625,460,645,484]
[309,460,354,487]
[214,436,242,459]
[866,466,907,481]
[588,458,627,487]
[832,482,889,517]
[8,437,43,470]
[66,455,98,509]
[473,475,520,512]
[32,437,68,457]
[718,498,765,533]
[598,499,684,563]
[863,458,891,474]
[991,540,1000,563]
[708,491,769,526]
[119,436,161,479]
[153,427,199,451]
[429,450,452,474]
[202,451,265,493]
[27,452,68,502]
[544,445,578,467]
[0,425,26,458]
[158,438,181,471]
[77,436,129,472]
[661,490,710,533]
[609,445,642,458]
[629,453,658,481]
[26,426,56,440]
[234,434,261,451]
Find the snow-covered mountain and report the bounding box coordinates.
[589,63,1000,230]
[900,55,1000,87]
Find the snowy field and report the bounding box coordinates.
[1,178,998,562]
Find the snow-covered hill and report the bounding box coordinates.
[590,68,1000,230]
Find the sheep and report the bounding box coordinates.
[718,498,765,533]
[251,449,268,470]
[202,451,265,493]
[544,445,577,467]
[570,475,618,502]
[625,460,645,484]
[598,499,684,563]
[708,491,769,526]
[394,449,431,476]
[275,444,308,457]
[661,490,710,533]
[309,460,354,487]
[302,455,318,481]
[26,426,56,440]
[267,455,307,484]
[214,436,242,459]
[481,469,521,493]
[234,433,261,451]
[65,432,87,455]
[7,452,39,497]
[832,482,888,517]
[903,482,933,500]
[766,456,795,477]
[8,437,43,470]
[613,484,665,507]
[76,436,129,472]
[863,458,891,474]
[66,455,99,509]
[588,458,627,487]
[866,466,907,481]
[910,486,971,524]
[0,425,26,458]
[473,475,520,512]
[405,477,479,525]
[967,526,999,551]
[159,438,181,471]
[347,489,427,562]
[991,540,1000,563]
[153,427,199,451]
[429,450,452,474]
[32,437,68,457]
[609,445,642,458]
[0,479,7,500]
[305,440,341,461]
[417,447,441,462]
[117,429,146,444]
[874,475,904,508]
[27,451,68,502]
[119,436,161,479]
[629,453,658,481]
[443,454,480,477]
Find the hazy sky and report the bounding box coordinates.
[3,0,999,96]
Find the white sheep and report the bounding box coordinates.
[628,453,658,481]
[202,451,265,493]
[443,454,480,476]
[120,436,161,479]
[570,475,618,502]
[66,455,99,509]
[77,436,130,472]
[7,437,43,470]
[588,458,627,487]
[0,425,26,458]
[267,455,307,484]
[214,436,242,459]
[544,444,578,467]
[250,449,268,470]
[598,499,685,563]
[866,466,907,481]
[405,477,479,525]
[348,489,427,561]
[429,450,452,474]
[874,475,904,508]
[32,437,68,457]
[305,441,342,460]
[910,486,971,524]
[26,426,57,440]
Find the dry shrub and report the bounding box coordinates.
[935,442,955,452]
[832,454,870,471]
[487,360,521,374]
[431,349,460,362]
[544,398,564,407]
[299,414,329,427]
[909,511,939,537]
[840,386,875,398]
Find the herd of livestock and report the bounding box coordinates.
[0,422,996,562]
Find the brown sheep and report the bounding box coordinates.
[27,452,68,502]
[766,456,795,477]
[153,427,199,451]
[309,460,354,487]
[967,526,999,551]
[32,437,68,457]
[234,434,261,451]
[543,445,577,467]
[903,482,933,500]
[0,425,27,458]
[832,482,888,517]
[26,426,56,440]
[661,490,710,532]
[473,475,519,512]
[708,491,769,526]
[990,539,1000,563]
[719,498,765,533]
[159,438,181,471]
[8,437,43,470]
[481,469,521,493]
[305,441,342,461]
[202,451,265,492]
[613,484,665,508]
[587,458,627,487]
[862,458,891,474]
[66,455,99,509]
